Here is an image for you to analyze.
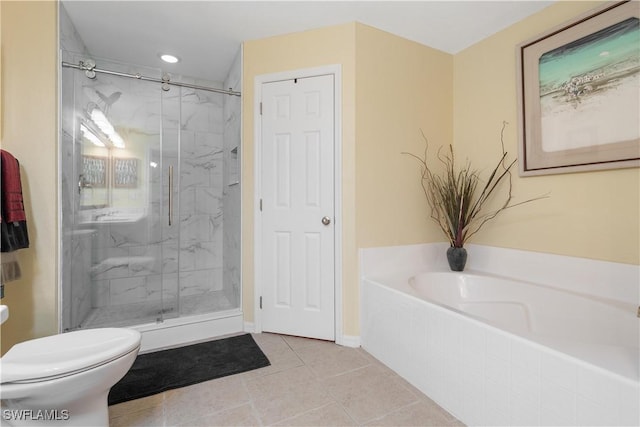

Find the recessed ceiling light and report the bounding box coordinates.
[160,54,179,64]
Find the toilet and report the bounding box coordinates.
[0,327,141,426]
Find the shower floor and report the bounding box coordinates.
[81,291,235,329]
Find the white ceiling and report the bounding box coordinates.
[62,1,554,83]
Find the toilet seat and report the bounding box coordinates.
[0,328,141,384]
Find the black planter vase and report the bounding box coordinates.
[446,247,467,271]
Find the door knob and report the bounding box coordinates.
[322,216,331,226]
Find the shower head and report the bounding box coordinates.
[95,90,122,114]
[80,59,96,79]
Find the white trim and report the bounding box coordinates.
[243,321,256,333]
[254,64,344,344]
[253,73,264,334]
[56,6,64,334]
[135,310,244,353]
[238,44,245,329]
[340,335,361,348]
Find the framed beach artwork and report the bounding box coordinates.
[517,1,640,176]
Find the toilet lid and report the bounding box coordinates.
[0,328,141,384]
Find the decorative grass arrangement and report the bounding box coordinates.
[403,122,547,249]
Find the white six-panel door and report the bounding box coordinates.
[260,75,335,341]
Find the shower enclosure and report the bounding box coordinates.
[59,8,242,349]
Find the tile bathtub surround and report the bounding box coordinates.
[108,333,464,427]
[360,244,640,426]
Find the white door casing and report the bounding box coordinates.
[259,73,336,341]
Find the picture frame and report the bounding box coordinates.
[81,155,107,187]
[113,157,138,188]
[516,1,639,176]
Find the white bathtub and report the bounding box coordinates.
[361,243,640,426]
[410,272,639,381]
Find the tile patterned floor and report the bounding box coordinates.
[108,333,465,426]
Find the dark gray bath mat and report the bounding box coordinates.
[108,334,270,405]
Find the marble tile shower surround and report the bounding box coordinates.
[61,5,168,329]
[223,48,242,308]
[60,4,239,330]
[83,83,225,310]
[174,83,225,305]
[60,5,93,330]
[68,64,164,325]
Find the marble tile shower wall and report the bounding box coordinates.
[222,48,242,308]
[60,4,236,329]
[89,81,225,310]
[175,81,225,302]
[60,5,93,330]
[88,73,163,309]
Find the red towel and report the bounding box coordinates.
[1,149,26,223]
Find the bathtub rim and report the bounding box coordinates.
[360,242,639,305]
[409,270,638,314]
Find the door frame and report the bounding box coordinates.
[253,64,344,344]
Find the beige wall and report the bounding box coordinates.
[0,1,58,355]
[453,1,639,265]
[242,23,453,336]
[355,24,453,248]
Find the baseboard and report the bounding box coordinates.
[244,322,359,347]
[243,321,256,333]
[338,334,360,348]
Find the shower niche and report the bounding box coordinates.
[59,6,242,341]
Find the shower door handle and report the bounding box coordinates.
[168,166,174,226]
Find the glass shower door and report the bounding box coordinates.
[61,53,179,330]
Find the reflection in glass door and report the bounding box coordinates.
[61,53,179,330]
